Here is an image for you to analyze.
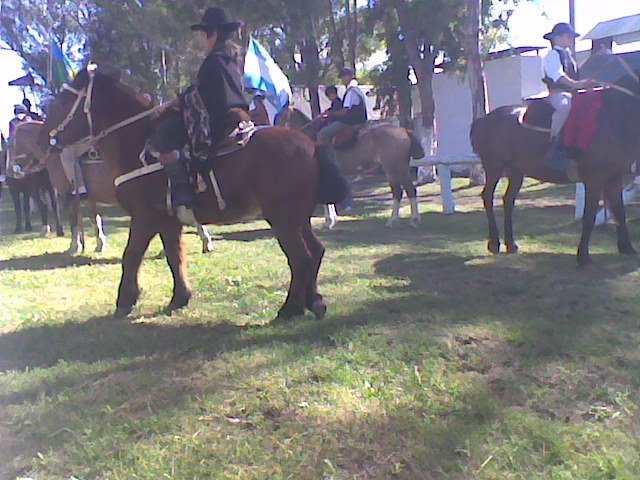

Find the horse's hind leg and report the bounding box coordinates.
[196,224,215,253]
[22,190,32,232]
[481,168,501,253]
[402,172,420,227]
[49,187,64,237]
[386,182,403,228]
[604,176,636,256]
[577,181,603,266]
[33,189,50,237]
[90,199,107,253]
[301,221,327,319]
[67,194,85,254]
[159,220,192,313]
[9,183,23,233]
[503,172,524,254]
[115,217,157,318]
[272,223,312,319]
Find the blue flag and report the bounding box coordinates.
[244,38,292,114]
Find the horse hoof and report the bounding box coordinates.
[487,241,501,254]
[410,218,420,229]
[25,225,33,232]
[202,241,216,254]
[506,244,519,254]
[276,305,305,321]
[310,299,327,320]
[114,306,133,319]
[41,226,51,238]
[14,228,23,234]
[165,292,192,314]
[57,229,65,237]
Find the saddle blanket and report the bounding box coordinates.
[565,90,604,152]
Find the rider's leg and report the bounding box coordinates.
[149,113,197,225]
[318,121,347,144]
[545,91,573,171]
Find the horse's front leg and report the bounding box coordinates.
[159,220,192,313]
[503,173,524,254]
[115,217,157,318]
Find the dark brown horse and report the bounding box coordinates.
[277,107,425,227]
[471,51,640,265]
[40,65,349,318]
[5,128,64,236]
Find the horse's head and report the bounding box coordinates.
[12,122,48,164]
[40,62,144,151]
[580,51,640,98]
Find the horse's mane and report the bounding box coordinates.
[292,107,312,123]
[70,65,154,110]
[580,51,640,88]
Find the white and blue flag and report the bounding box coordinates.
[244,38,292,116]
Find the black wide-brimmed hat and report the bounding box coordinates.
[190,7,242,33]
[543,22,579,41]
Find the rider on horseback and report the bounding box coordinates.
[318,68,368,145]
[149,7,248,225]
[542,23,597,171]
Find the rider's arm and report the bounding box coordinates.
[545,49,595,90]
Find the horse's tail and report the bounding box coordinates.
[407,129,425,159]
[469,116,486,156]
[315,143,350,205]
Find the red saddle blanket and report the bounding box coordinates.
[564,90,604,151]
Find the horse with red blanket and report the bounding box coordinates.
[471,51,640,265]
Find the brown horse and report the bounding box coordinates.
[40,65,349,318]
[5,129,64,236]
[276,107,425,227]
[13,121,216,255]
[471,51,640,265]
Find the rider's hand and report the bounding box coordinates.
[580,78,598,89]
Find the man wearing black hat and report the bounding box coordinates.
[149,7,248,226]
[542,22,597,171]
[318,67,368,144]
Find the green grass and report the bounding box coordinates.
[1,177,640,479]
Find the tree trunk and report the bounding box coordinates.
[327,0,345,71]
[345,0,357,71]
[465,0,487,120]
[302,36,322,117]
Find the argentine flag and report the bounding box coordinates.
[244,38,292,115]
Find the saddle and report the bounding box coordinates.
[333,123,366,150]
[211,109,257,158]
[520,91,605,152]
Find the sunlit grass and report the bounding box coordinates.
[1,176,639,479]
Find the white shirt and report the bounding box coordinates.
[343,79,364,109]
[543,46,575,83]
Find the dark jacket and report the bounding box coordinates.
[327,96,343,113]
[197,42,248,128]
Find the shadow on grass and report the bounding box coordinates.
[0,252,120,271]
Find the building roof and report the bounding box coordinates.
[487,46,546,60]
[583,13,640,45]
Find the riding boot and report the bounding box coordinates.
[544,136,569,172]
[163,158,196,208]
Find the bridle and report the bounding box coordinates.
[48,63,163,159]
